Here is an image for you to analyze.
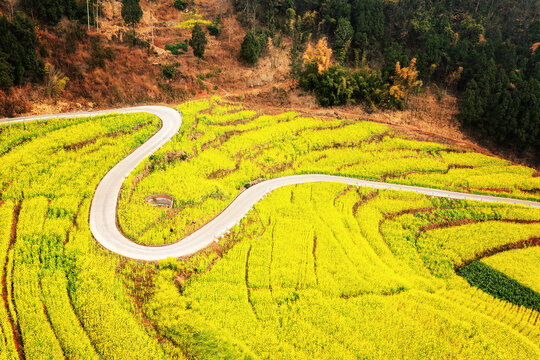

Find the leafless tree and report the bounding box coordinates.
[7,0,15,20]
[148,0,154,47]
[95,1,100,31]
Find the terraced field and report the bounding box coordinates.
[119,98,539,246]
[0,98,538,359]
[0,113,172,359]
[146,184,539,359]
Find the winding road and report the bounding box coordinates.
[2,106,539,261]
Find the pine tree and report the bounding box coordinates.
[458,79,481,128]
[173,0,186,10]
[240,32,261,65]
[190,23,207,59]
[20,0,80,25]
[121,0,142,30]
[334,17,353,64]
[0,13,42,88]
[0,54,14,90]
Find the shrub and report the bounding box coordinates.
[44,63,69,103]
[89,37,106,69]
[207,16,221,37]
[64,21,85,54]
[314,65,355,106]
[127,32,150,50]
[165,41,188,55]
[89,36,115,69]
[351,69,399,109]
[173,0,187,10]
[0,89,31,117]
[255,28,273,55]
[389,58,422,106]
[302,38,333,75]
[300,62,399,109]
[161,64,176,80]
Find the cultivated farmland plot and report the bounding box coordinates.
[0,98,538,359]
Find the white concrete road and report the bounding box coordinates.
[2,106,539,261]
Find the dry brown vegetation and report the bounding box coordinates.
[24,0,291,112]
[3,0,536,170]
[18,0,257,113]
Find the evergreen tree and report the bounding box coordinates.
[458,79,481,128]
[20,0,81,25]
[351,0,384,50]
[0,53,14,90]
[189,23,207,59]
[0,13,42,89]
[334,18,353,50]
[240,32,261,65]
[121,0,142,30]
[173,0,186,10]
[334,18,353,64]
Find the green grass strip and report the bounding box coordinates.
[456,260,540,312]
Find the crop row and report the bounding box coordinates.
[118,98,540,246]
[2,105,538,359]
[0,201,18,360]
[456,260,540,312]
[0,113,160,201]
[147,183,540,359]
[0,113,173,359]
[440,287,540,344]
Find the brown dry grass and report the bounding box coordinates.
[14,0,293,114]
[6,1,536,170]
[16,0,246,114]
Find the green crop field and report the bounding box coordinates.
[0,98,539,359]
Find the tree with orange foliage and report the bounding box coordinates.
[302,38,333,75]
[44,63,69,104]
[389,58,423,106]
